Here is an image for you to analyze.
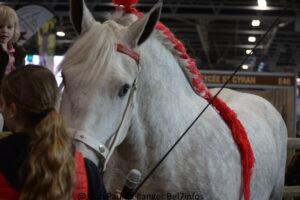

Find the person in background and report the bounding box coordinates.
[0,65,107,200]
[0,5,26,131]
[0,5,26,81]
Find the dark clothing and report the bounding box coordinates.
[286,152,300,185]
[0,47,9,74]
[0,133,108,199]
[0,133,29,189]
[285,153,300,199]
[85,158,108,200]
[0,43,26,81]
[0,44,26,132]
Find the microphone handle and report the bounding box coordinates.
[120,185,135,200]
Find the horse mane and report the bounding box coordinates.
[61,22,118,86]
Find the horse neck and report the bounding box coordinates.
[125,36,207,161]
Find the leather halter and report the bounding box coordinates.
[70,43,140,171]
[117,44,140,64]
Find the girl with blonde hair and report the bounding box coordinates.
[0,5,26,80]
[0,66,107,200]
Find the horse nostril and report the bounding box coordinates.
[118,84,130,97]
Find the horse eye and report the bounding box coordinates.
[118,84,130,97]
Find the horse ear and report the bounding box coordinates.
[70,0,96,34]
[126,2,162,48]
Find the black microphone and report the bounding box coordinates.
[121,169,141,199]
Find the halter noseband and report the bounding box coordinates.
[71,43,140,171]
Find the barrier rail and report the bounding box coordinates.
[284,186,300,198]
[288,138,300,149]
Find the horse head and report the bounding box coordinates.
[60,0,162,170]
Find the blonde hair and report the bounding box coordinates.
[0,5,20,43]
[1,65,76,200]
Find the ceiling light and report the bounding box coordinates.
[248,36,256,43]
[246,49,253,55]
[242,65,249,70]
[251,20,261,27]
[56,31,65,37]
[257,0,267,10]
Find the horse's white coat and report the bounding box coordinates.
[60,1,287,199]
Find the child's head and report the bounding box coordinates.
[0,5,20,43]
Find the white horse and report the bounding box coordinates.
[60,0,287,199]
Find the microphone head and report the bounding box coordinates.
[124,169,141,189]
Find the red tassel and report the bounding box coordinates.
[113,0,138,12]
[175,41,186,52]
[180,53,188,59]
[131,8,143,17]
[155,22,164,30]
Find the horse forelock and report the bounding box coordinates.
[61,22,119,87]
